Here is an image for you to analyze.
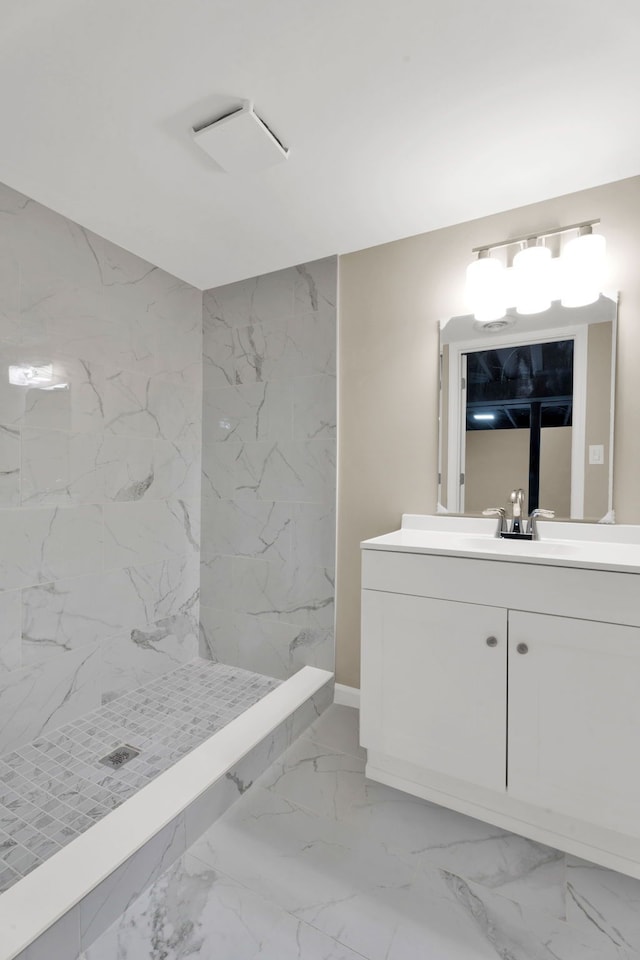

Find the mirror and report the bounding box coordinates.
[438,294,617,520]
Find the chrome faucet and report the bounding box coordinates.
[509,488,526,534]
[527,508,555,539]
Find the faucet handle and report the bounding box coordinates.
[483,507,507,533]
[526,508,555,538]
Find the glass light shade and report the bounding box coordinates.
[465,256,506,323]
[513,244,552,315]
[560,232,606,308]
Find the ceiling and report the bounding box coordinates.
[1,0,639,290]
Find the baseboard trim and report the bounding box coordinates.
[334,683,360,709]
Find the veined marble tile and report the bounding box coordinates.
[102,368,200,445]
[0,422,20,506]
[83,854,286,960]
[260,734,566,920]
[234,313,336,384]
[0,643,100,753]
[0,588,21,671]
[293,374,336,441]
[101,367,158,438]
[18,227,104,336]
[294,258,337,321]
[202,499,292,562]
[20,906,81,960]
[200,555,233,610]
[148,438,201,502]
[0,504,103,591]
[203,380,291,444]
[203,295,236,390]
[79,813,186,948]
[205,267,295,329]
[190,787,621,960]
[0,343,33,426]
[232,557,334,628]
[23,357,106,434]
[22,556,199,664]
[305,705,366,761]
[291,502,336,568]
[100,612,199,702]
[21,428,154,505]
[250,913,367,960]
[199,605,333,679]
[566,855,640,953]
[147,375,201,446]
[0,241,20,343]
[234,438,336,502]
[103,498,199,569]
[152,279,203,384]
[201,442,238,499]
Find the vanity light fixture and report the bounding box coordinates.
[465,220,605,323]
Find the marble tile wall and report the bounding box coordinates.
[199,258,337,680]
[0,181,202,755]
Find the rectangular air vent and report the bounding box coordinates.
[193,102,289,174]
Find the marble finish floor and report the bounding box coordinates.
[81,705,638,960]
[0,659,279,893]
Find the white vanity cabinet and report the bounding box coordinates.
[361,592,507,791]
[360,516,640,879]
[508,611,640,838]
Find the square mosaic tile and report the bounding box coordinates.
[0,659,280,892]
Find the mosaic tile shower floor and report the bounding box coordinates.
[0,659,280,893]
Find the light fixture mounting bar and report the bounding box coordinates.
[472,219,600,255]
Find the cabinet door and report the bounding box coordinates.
[361,591,507,791]
[508,611,640,836]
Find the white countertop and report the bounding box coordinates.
[361,515,640,574]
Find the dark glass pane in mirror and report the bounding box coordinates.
[466,340,574,432]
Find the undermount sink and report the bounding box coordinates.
[361,514,640,574]
[454,536,583,559]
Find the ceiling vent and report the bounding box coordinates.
[193,102,289,174]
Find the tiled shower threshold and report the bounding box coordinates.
[0,660,333,960]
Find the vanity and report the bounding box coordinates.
[360,514,640,879]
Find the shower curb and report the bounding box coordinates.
[1,667,334,960]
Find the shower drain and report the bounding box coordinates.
[99,744,140,769]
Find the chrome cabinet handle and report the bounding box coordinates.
[486,636,498,647]
[517,642,529,655]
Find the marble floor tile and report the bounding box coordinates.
[566,855,640,953]
[187,786,617,960]
[83,855,285,960]
[254,912,374,959]
[304,704,366,760]
[80,703,633,960]
[255,727,565,920]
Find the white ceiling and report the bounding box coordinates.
[1,0,639,290]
